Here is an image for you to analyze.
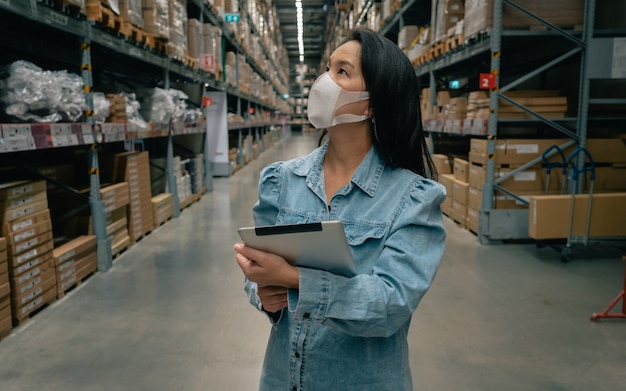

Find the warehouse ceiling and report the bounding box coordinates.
[273,0,332,93]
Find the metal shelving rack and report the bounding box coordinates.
[410,0,624,243]
[0,0,288,269]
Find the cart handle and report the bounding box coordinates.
[567,147,596,180]
[542,145,568,175]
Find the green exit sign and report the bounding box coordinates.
[224,13,240,23]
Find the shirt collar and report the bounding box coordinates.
[288,142,385,198]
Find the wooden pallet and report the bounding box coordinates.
[120,21,152,47]
[86,1,122,32]
[446,34,464,52]
[40,0,86,18]
[183,55,197,69]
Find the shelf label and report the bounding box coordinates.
[479,73,496,89]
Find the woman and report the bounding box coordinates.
[234,27,446,390]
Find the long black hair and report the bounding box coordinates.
[318,27,436,180]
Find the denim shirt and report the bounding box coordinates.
[244,143,446,391]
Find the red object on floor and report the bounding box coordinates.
[591,255,626,321]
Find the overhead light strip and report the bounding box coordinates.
[296,0,304,62]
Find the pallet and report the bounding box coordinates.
[39,0,86,19]
[183,55,197,69]
[151,37,168,55]
[111,236,130,260]
[86,1,122,32]
[445,34,464,52]
[120,21,152,48]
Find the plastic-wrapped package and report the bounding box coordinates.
[122,92,148,129]
[143,0,170,39]
[136,87,189,123]
[0,60,87,123]
[92,92,111,123]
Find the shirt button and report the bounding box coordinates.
[295,352,300,358]
[303,312,310,319]
[292,387,297,391]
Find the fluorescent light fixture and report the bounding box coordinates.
[296,0,304,62]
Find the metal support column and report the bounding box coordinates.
[573,0,595,193]
[202,84,214,193]
[81,38,112,271]
[163,67,181,217]
[478,0,503,244]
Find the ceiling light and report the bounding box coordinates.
[295,0,304,62]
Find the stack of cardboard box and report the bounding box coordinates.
[0,238,10,338]
[0,180,56,326]
[106,94,128,123]
[451,158,470,228]
[90,182,130,258]
[52,235,97,299]
[113,152,154,244]
[433,154,454,217]
[151,193,174,227]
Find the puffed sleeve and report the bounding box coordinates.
[287,178,447,337]
[252,161,283,227]
[244,162,284,319]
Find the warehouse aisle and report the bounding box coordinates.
[0,131,625,390]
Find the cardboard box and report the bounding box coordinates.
[13,252,50,277]
[592,166,626,191]
[1,200,48,225]
[466,207,479,233]
[586,138,626,164]
[452,179,469,205]
[453,158,470,182]
[0,180,46,201]
[11,269,55,308]
[468,163,484,189]
[11,258,54,298]
[8,230,53,256]
[528,192,626,239]
[52,235,97,267]
[6,220,52,251]
[450,199,467,226]
[10,241,54,270]
[2,209,51,237]
[432,154,452,175]
[469,138,574,166]
[12,285,56,321]
[0,190,48,212]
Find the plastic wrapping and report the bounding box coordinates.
[122,92,148,129]
[143,0,170,39]
[92,92,111,123]
[135,88,199,123]
[0,60,87,123]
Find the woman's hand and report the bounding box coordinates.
[257,285,289,313]
[234,243,300,289]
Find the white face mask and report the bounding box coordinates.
[307,72,371,129]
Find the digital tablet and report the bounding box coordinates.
[237,220,356,277]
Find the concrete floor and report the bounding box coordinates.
[0,131,625,391]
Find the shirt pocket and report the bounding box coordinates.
[343,221,387,246]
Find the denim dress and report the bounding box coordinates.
[244,142,446,391]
